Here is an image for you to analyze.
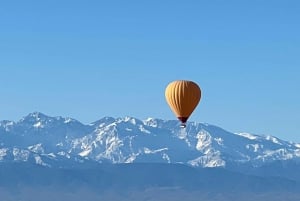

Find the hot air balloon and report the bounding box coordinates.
[165,80,201,128]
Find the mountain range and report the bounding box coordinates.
[1,112,300,201]
[1,112,300,169]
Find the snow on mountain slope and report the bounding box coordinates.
[0,112,299,168]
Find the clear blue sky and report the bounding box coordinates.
[0,1,299,142]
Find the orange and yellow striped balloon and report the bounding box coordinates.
[165,80,201,127]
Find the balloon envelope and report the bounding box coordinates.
[165,80,201,126]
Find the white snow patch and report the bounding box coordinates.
[13,148,30,161]
[266,135,282,145]
[47,153,56,158]
[125,154,138,163]
[57,151,70,158]
[214,137,224,145]
[162,153,171,163]
[139,125,151,134]
[236,132,257,140]
[246,144,261,152]
[124,116,136,125]
[6,121,14,126]
[0,148,8,160]
[28,143,44,154]
[64,118,73,123]
[256,148,294,161]
[33,121,44,128]
[295,149,300,157]
[196,131,212,151]
[143,118,158,127]
[97,123,106,128]
[34,155,49,167]
[130,119,136,125]
[144,147,168,154]
[78,148,92,157]
[56,142,63,147]
[188,154,225,168]
[1,121,14,131]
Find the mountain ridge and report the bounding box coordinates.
[1,112,300,170]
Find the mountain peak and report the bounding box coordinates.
[20,112,49,122]
[121,116,143,125]
[29,111,48,118]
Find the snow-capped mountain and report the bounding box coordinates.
[1,112,300,169]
